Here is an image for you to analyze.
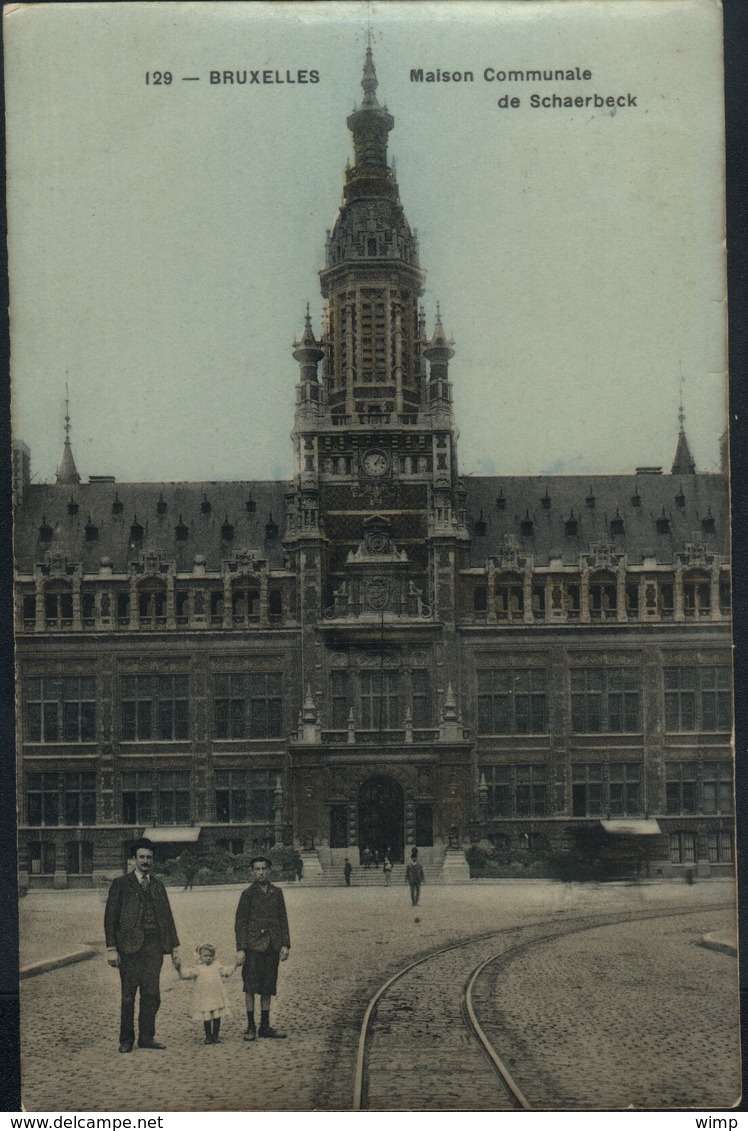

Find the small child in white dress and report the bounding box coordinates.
[178,943,237,1044]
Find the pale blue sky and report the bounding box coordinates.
[6,0,726,484]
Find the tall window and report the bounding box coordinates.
[215,770,276,822]
[66,841,94,874]
[28,842,56,875]
[665,763,698,814]
[481,764,548,817]
[122,675,189,740]
[572,763,642,817]
[664,667,731,731]
[122,770,190,824]
[26,677,96,743]
[411,669,432,728]
[667,761,733,815]
[44,585,73,628]
[477,670,547,734]
[571,669,641,733]
[669,832,697,865]
[214,674,283,739]
[330,671,350,729]
[361,671,400,729]
[707,830,733,864]
[27,772,95,825]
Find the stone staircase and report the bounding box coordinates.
[296,852,468,886]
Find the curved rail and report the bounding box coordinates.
[352,928,507,1110]
[353,901,733,1111]
[461,951,532,1110]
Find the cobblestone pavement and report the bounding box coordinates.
[472,910,742,1111]
[19,880,738,1112]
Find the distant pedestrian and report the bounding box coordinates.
[405,850,425,906]
[178,943,237,1044]
[362,846,372,870]
[182,850,198,892]
[104,838,180,1053]
[344,858,352,886]
[383,856,392,885]
[235,856,291,1040]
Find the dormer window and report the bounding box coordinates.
[655,513,670,534]
[520,513,534,537]
[157,494,168,516]
[496,492,506,511]
[201,495,211,515]
[246,496,256,515]
[85,517,99,542]
[265,516,279,542]
[112,494,124,516]
[39,517,53,543]
[701,513,716,535]
[631,491,641,508]
[585,492,595,509]
[675,490,686,509]
[130,520,144,547]
[221,517,235,542]
[175,516,188,542]
[610,515,624,538]
[565,513,578,537]
[67,497,79,516]
[541,492,551,510]
[474,512,487,537]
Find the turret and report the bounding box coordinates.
[292,306,324,406]
[423,305,455,404]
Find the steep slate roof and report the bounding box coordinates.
[14,481,290,574]
[461,474,729,568]
[14,472,729,576]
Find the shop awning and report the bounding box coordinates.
[142,826,201,843]
[600,819,662,837]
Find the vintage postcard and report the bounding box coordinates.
[7,0,739,1114]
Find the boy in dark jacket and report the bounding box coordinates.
[234,856,290,1040]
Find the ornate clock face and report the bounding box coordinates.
[362,449,389,477]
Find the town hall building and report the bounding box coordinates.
[13,49,733,887]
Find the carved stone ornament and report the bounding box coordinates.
[366,576,390,610]
[581,542,625,570]
[366,528,390,555]
[677,542,718,569]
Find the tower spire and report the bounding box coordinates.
[346,46,394,171]
[56,384,81,485]
[671,385,695,475]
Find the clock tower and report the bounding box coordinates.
[286,45,468,620]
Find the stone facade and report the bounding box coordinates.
[14,50,733,886]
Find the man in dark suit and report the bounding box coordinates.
[234,856,290,1040]
[105,838,181,1053]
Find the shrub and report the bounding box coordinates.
[157,845,302,886]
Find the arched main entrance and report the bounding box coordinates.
[358,776,404,863]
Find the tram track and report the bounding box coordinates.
[353,900,734,1111]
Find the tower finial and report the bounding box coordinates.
[671,371,695,476]
[361,42,379,108]
[56,384,81,485]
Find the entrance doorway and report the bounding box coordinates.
[358,776,404,863]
